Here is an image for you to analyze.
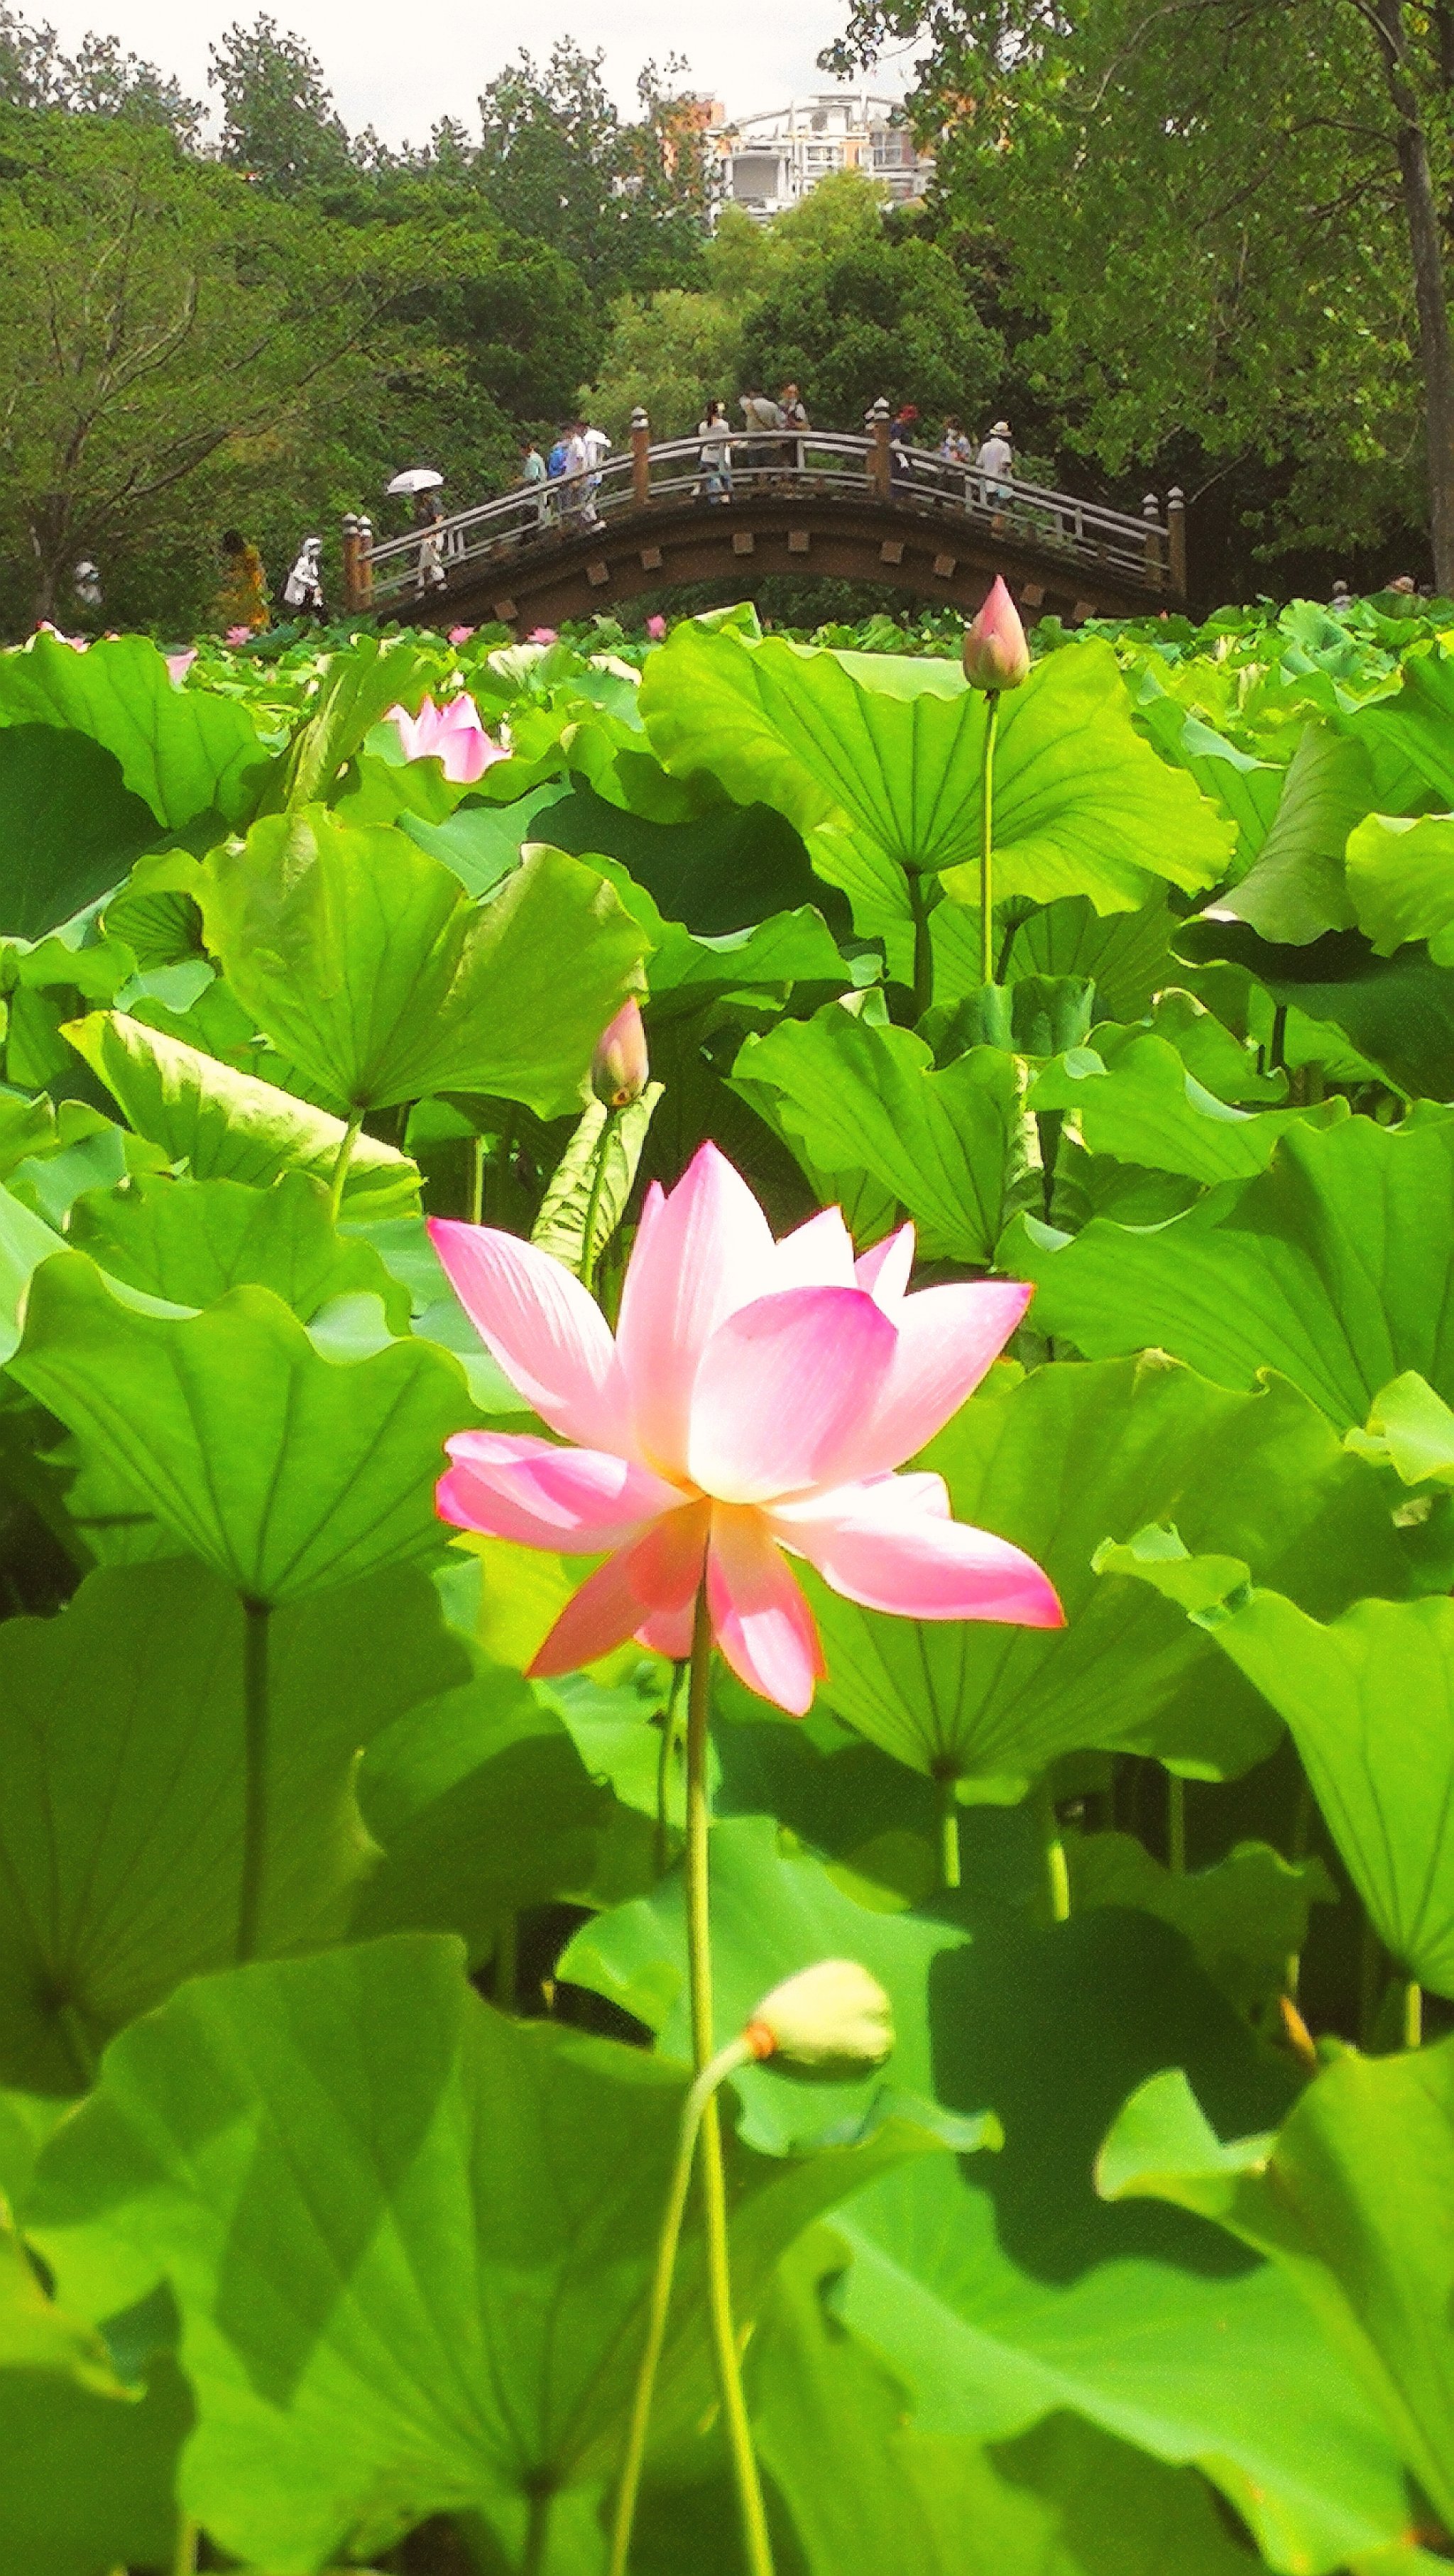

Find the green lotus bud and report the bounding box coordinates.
[743,1960,895,2069]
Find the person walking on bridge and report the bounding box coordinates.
[738,387,784,486]
[975,420,1015,529]
[780,382,809,472]
[698,399,733,503]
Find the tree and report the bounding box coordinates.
[0,111,381,623]
[474,40,709,300]
[824,0,1454,584]
[208,13,351,195]
[0,4,200,138]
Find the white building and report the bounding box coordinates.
[702,90,934,224]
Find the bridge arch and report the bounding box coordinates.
[349,410,1186,633]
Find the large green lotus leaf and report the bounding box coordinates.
[26,1934,934,2572]
[0,727,160,940]
[352,1663,628,1955]
[807,1353,1407,1794]
[1348,1368,1454,1485]
[562,1815,1001,2157]
[1095,1545,1454,2000]
[1025,1029,1339,1183]
[574,1829,1409,2570]
[197,811,647,1116]
[1173,916,1454,1101]
[1100,2041,1454,2531]
[0,1559,467,2089]
[0,631,266,829]
[1134,693,1284,868]
[261,633,435,812]
[733,1008,1028,1265]
[1213,723,1368,944]
[1068,1834,1338,2017]
[532,777,827,935]
[640,626,1230,932]
[750,2234,1262,2576]
[584,851,847,1020]
[1005,893,1176,1022]
[1343,645,1454,806]
[397,780,570,896]
[11,1252,468,1605]
[1345,810,1454,961]
[67,1169,411,1324]
[65,1009,420,1213]
[1006,1112,1454,1431]
[831,1908,1416,2573]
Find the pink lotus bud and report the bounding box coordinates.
[225,624,253,648]
[962,577,1029,692]
[166,648,197,684]
[528,626,559,645]
[449,624,476,646]
[646,614,667,640]
[591,995,649,1109]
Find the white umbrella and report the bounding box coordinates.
[385,467,444,496]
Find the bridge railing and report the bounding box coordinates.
[351,407,1184,610]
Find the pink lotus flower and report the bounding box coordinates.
[430,1145,1062,1713]
[387,690,505,786]
[225,625,253,648]
[449,624,476,646]
[165,649,197,684]
[528,626,559,645]
[646,614,667,641]
[963,576,1029,691]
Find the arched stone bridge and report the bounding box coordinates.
[344,407,1187,633]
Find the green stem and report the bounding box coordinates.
[172,2512,199,2576]
[684,1582,775,2576]
[521,2482,554,2576]
[580,1106,621,1297]
[936,1772,961,1891]
[493,1911,518,2015]
[327,1107,365,1222]
[907,873,935,1022]
[606,2036,754,2576]
[469,1130,485,1226]
[655,1661,687,1877]
[236,1599,271,1965]
[1167,1774,1186,1877]
[1268,1003,1289,1075]
[980,692,1000,988]
[995,912,1020,984]
[1033,1780,1071,1923]
[1405,1979,1424,2051]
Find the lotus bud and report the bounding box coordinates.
[962,577,1029,692]
[591,995,649,1110]
[742,1960,895,2070]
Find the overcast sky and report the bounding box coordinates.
[35,0,912,144]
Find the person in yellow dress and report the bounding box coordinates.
[212,528,270,633]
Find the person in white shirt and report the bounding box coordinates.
[562,421,593,530]
[975,420,1015,524]
[581,421,611,525]
[698,400,732,503]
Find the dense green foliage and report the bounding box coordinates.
[0,591,1452,2572]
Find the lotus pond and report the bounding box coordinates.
[1,589,1453,2576]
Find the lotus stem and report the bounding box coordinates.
[580,1106,621,1296]
[683,1581,775,2576]
[936,1770,961,1890]
[173,2511,199,2576]
[236,1599,272,1965]
[606,2034,754,2576]
[655,1661,687,1876]
[327,1106,365,1221]
[469,1131,485,1225]
[907,873,935,1022]
[521,2480,554,2576]
[1167,1774,1186,1876]
[1405,1980,1423,2051]
[980,692,1000,988]
[1034,1779,1071,1924]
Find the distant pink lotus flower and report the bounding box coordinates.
[646,614,667,640]
[528,626,558,645]
[35,623,87,649]
[430,1144,1062,1713]
[224,625,253,648]
[387,690,505,786]
[449,624,476,646]
[165,649,197,684]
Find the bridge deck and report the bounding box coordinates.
[350,425,1186,632]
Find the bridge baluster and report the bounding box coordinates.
[1168,488,1187,599]
[631,408,652,510]
[865,398,892,504]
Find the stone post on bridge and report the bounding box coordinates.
[341,514,373,613]
[631,408,652,508]
[866,397,892,503]
[1168,488,1187,599]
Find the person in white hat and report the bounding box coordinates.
[975,419,1015,525]
[283,535,325,620]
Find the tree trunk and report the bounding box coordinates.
[1375,0,1454,591]
[28,493,71,628]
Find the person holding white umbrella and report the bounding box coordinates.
[386,468,449,599]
